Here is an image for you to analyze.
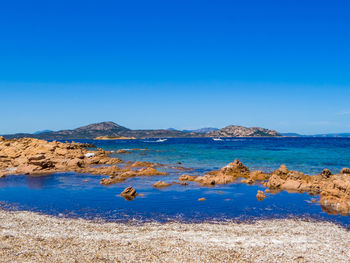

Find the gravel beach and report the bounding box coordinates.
[0,210,349,263]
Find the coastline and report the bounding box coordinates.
[0,209,349,262]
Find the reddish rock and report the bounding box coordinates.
[266,174,285,189]
[153,181,172,188]
[137,167,168,176]
[220,159,249,175]
[130,161,156,168]
[280,180,301,192]
[120,186,137,200]
[340,168,350,175]
[178,174,197,181]
[320,169,332,178]
[100,176,125,185]
[256,190,266,201]
[116,150,130,154]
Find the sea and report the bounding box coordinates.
[1,137,350,226]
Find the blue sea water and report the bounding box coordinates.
[1,137,350,225]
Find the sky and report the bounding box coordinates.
[0,0,349,135]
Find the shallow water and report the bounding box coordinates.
[0,137,350,225]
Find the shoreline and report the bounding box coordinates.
[0,209,349,262]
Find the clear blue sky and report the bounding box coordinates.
[0,0,349,134]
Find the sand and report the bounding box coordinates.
[0,210,349,263]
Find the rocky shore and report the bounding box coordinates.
[0,209,349,263]
[0,137,166,182]
[1,136,350,215]
[180,159,350,215]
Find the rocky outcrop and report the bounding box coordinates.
[256,190,266,201]
[207,125,280,137]
[120,187,137,200]
[0,137,123,177]
[153,181,172,188]
[178,159,350,215]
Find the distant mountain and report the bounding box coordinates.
[33,130,53,135]
[5,122,130,140]
[3,122,281,139]
[207,125,280,137]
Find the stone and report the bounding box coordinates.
[137,167,168,176]
[153,181,172,188]
[120,186,137,200]
[280,180,301,191]
[178,174,197,181]
[266,174,285,188]
[256,190,266,201]
[340,168,350,175]
[220,159,249,175]
[320,169,332,178]
[116,150,130,154]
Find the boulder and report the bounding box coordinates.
[280,180,301,191]
[340,168,350,175]
[256,190,266,201]
[220,159,249,175]
[320,169,332,178]
[137,167,168,176]
[178,174,197,181]
[130,161,156,168]
[100,176,125,185]
[116,149,130,154]
[120,186,137,200]
[266,174,285,188]
[153,181,172,188]
[274,164,289,176]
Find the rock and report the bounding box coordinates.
[249,170,269,181]
[116,150,130,154]
[137,167,168,176]
[266,174,285,188]
[273,164,289,176]
[120,186,137,200]
[256,190,266,201]
[17,164,41,175]
[178,174,197,181]
[241,178,254,185]
[320,169,332,178]
[66,158,83,168]
[340,168,350,175]
[130,161,156,168]
[100,176,125,185]
[280,180,301,191]
[198,197,206,201]
[153,181,172,188]
[220,159,249,175]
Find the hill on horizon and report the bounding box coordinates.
[2,121,282,140]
